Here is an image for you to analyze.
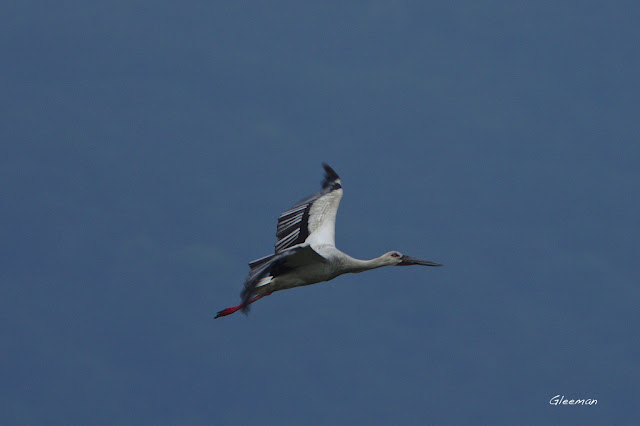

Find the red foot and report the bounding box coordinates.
[214,305,242,318]
[214,292,272,319]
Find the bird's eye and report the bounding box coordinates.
[391,252,400,258]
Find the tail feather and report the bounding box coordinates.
[242,254,281,308]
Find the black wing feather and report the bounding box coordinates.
[273,163,341,254]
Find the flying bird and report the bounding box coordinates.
[215,164,441,318]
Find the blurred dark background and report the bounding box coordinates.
[1,2,638,423]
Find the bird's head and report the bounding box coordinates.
[384,251,442,267]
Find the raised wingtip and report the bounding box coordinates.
[321,163,340,188]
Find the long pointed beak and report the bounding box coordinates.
[397,255,442,267]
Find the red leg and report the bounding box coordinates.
[214,292,272,319]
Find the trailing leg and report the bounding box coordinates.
[214,292,272,319]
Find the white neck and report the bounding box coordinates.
[343,254,392,273]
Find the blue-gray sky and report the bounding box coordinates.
[2,1,638,424]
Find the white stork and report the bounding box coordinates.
[215,164,441,318]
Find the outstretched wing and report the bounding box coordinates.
[274,163,343,253]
